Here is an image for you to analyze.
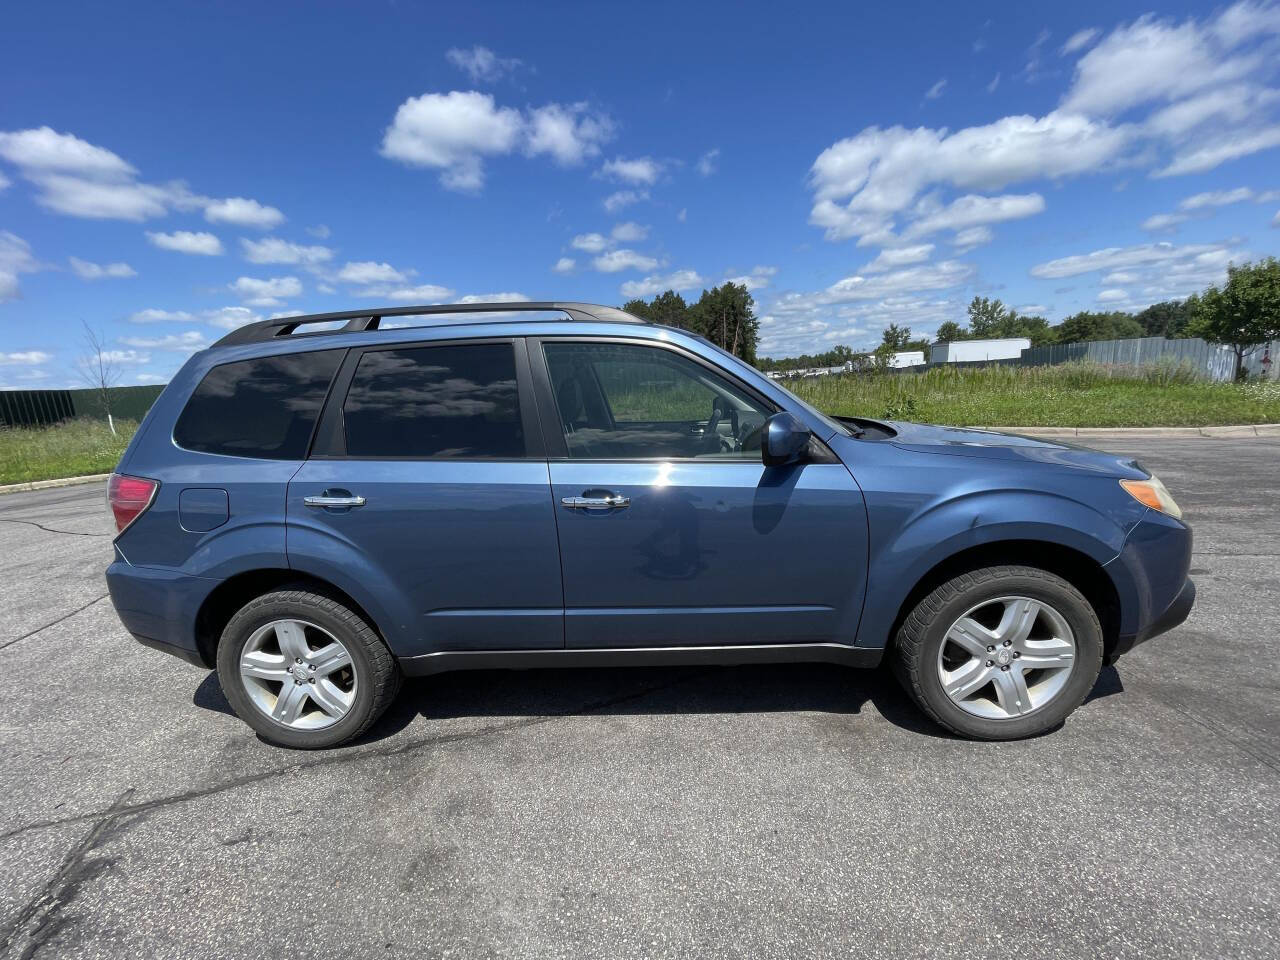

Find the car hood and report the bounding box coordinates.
[880,420,1149,478]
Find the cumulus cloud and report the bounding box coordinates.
[1097,288,1129,303]
[610,221,649,243]
[905,193,1045,238]
[597,156,662,185]
[603,189,648,213]
[696,149,720,176]
[336,261,411,284]
[1155,125,1280,177]
[121,331,212,350]
[0,232,41,301]
[593,249,660,273]
[0,350,52,365]
[69,257,135,279]
[445,46,522,84]
[952,225,994,252]
[127,308,197,324]
[230,275,302,306]
[146,230,223,255]
[620,269,704,299]
[1180,186,1255,209]
[204,197,285,229]
[1060,28,1100,55]
[1140,212,1190,232]
[240,236,333,265]
[862,244,934,273]
[1030,240,1243,300]
[0,126,281,224]
[354,283,456,302]
[721,265,778,290]
[552,257,576,274]
[380,90,612,191]
[571,232,610,254]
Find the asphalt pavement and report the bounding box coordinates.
[1,436,1277,959]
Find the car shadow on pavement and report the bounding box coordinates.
[191,661,1127,748]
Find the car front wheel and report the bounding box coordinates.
[216,586,400,749]
[893,565,1104,740]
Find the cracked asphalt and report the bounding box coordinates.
[1,436,1277,960]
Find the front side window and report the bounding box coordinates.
[343,343,524,458]
[543,341,772,459]
[174,350,342,459]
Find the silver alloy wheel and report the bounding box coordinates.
[936,596,1076,720]
[239,619,357,730]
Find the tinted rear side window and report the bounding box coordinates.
[174,350,342,459]
[343,343,524,458]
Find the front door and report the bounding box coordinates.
[287,339,563,657]
[533,338,868,649]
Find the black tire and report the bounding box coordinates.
[893,565,1103,740]
[216,586,401,749]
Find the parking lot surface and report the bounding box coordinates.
[1,436,1277,960]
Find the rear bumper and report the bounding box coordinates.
[106,559,218,668]
[1108,576,1196,663]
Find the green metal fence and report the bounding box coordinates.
[0,384,166,428]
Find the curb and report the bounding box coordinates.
[0,473,111,496]
[996,424,1280,439]
[1,424,1276,495]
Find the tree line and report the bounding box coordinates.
[622,282,761,364]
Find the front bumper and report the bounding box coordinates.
[106,558,219,668]
[1107,576,1195,663]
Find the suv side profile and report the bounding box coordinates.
[106,302,1195,748]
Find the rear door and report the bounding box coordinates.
[531,337,868,649]
[286,338,564,657]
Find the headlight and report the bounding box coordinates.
[1120,475,1183,520]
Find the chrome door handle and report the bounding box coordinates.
[561,493,630,510]
[303,495,367,508]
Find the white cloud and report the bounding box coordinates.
[925,78,947,100]
[203,307,261,330]
[721,265,778,290]
[28,173,196,220]
[122,330,212,349]
[100,349,150,365]
[598,156,662,185]
[127,308,197,324]
[204,196,284,229]
[593,249,660,273]
[610,221,649,243]
[1101,271,1139,285]
[1140,212,1189,232]
[134,373,169,384]
[146,230,223,255]
[0,126,134,178]
[1155,125,1280,177]
[1097,288,1129,303]
[0,231,41,301]
[863,244,933,272]
[603,189,648,213]
[1145,85,1280,139]
[230,275,302,306]
[552,257,576,274]
[952,225,994,252]
[774,261,974,313]
[0,350,52,365]
[1060,28,1100,55]
[458,292,528,304]
[1015,304,1049,315]
[240,236,333,265]
[620,269,704,299]
[1030,241,1230,278]
[525,102,613,165]
[445,46,522,83]
[1180,186,1254,209]
[69,257,135,279]
[986,73,1001,94]
[696,148,720,176]
[336,261,411,284]
[809,113,1126,243]
[307,224,331,238]
[380,90,613,191]
[571,232,610,253]
[372,284,456,302]
[906,193,1045,239]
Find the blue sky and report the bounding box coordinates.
[2,0,1279,386]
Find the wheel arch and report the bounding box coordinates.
[193,568,386,668]
[878,539,1122,660]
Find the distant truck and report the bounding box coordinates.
[931,338,1030,363]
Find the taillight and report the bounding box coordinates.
[108,474,158,534]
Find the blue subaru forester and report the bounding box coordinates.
[106,302,1194,748]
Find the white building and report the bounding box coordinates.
[931,338,1030,363]
[888,350,925,369]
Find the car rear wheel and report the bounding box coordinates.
[216,586,400,749]
[893,565,1103,740]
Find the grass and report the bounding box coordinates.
[787,362,1280,428]
[0,418,138,486]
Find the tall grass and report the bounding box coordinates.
[787,362,1280,427]
[0,418,138,485]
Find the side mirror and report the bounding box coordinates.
[761,412,811,466]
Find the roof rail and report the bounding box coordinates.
[210,301,645,347]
